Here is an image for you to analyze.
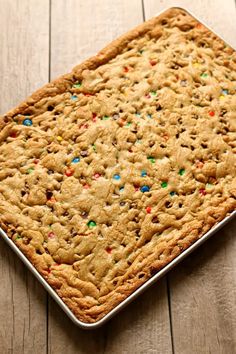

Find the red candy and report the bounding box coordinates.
[65,167,74,177]
[48,232,55,239]
[33,159,39,164]
[150,60,157,66]
[124,66,129,72]
[199,188,206,196]
[93,173,101,179]
[106,247,112,254]
[83,184,90,189]
[92,113,97,122]
[209,111,215,117]
[146,206,152,213]
[9,131,18,138]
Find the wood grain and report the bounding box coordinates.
[143,1,236,353]
[48,1,171,353]
[0,0,49,353]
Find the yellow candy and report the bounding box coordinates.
[57,136,63,141]
[219,95,225,100]
[193,63,201,68]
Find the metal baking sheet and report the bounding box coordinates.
[0,7,235,329]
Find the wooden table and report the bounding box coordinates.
[0,1,235,353]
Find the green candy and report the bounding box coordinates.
[27,168,34,174]
[161,181,168,188]
[200,73,208,78]
[73,82,81,88]
[102,115,109,120]
[87,220,96,228]
[179,168,185,176]
[147,156,155,164]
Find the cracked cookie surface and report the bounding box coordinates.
[0,8,235,323]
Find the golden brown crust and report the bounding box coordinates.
[0,8,236,323]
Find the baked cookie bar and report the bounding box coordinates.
[0,8,235,323]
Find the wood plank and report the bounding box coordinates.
[0,0,49,353]
[48,1,171,353]
[144,1,236,353]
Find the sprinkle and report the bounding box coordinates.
[149,59,157,66]
[179,168,185,176]
[140,185,150,193]
[71,157,80,163]
[15,234,21,240]
[57,136,63,142]
[193,62,201,68]
[199,188,206,196]
[92,113,97,122]
[92,144,96,152]
[170,191,176,196]
[113,174,121,180]
[206,183,213,189]
[73,82,81,88]
[221,89,228,96]
[125,122,131,127]
[219,95,225,100]
[145,93,151,99]
[48,232,55,239]
[106,247,112,254]
[147,156,155,164]
[161,181,168,188]
[26,168,34,174]
[71,95,78,101]
[65,167,74,177]
[147,114,152,119]
[83,184,90,189]
[102,115,109,120]
[200,73,208,78]
[209,111,215,117]
[124,66,129,72]
[135,112,141,118]
[146,206,152,213]
[87,220,96,228]
[33,159,39,164]
[141,170,147,177]
[23,118,32,126]
[119,186,124,192]
[151,91,157,96]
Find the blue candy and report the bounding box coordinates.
[72,157,80,163]
[113,174,121,180]
[141,170,147,177]
[140,185,150,193]
[23,118,32,126]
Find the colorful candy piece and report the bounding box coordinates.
[93,173,101,179]
[83,184,90,189]
[179,168,185,176]
[87,220,96,228]
[135,112,141,118]
[221,89,228,96]
[150,91,157,96]
[209,111,215,117]
[119,186,124,192]
[200,73,208,78]
[71,95,78,101]
[9,131,18,138]
[147,114,152,119]
[48,232,55,239]
[23,118,32,126]
[92,113,97,122]
[140,185,150,193]
[26,168,34,174]
[146,206,152,213]
[113,174,121,180]
[65,167,74,176]
[57,136,63,142]
[124,66,129,72]
[141,170,147,177]
[72,157,80,163]
[170,191,176,196]
[73,82,81,88]
[149,59,157,66]
[161,181,168,188]
[106,246,112,254]
[102,115,109,120]
[147,156,155,164]
[199,188,206,196]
